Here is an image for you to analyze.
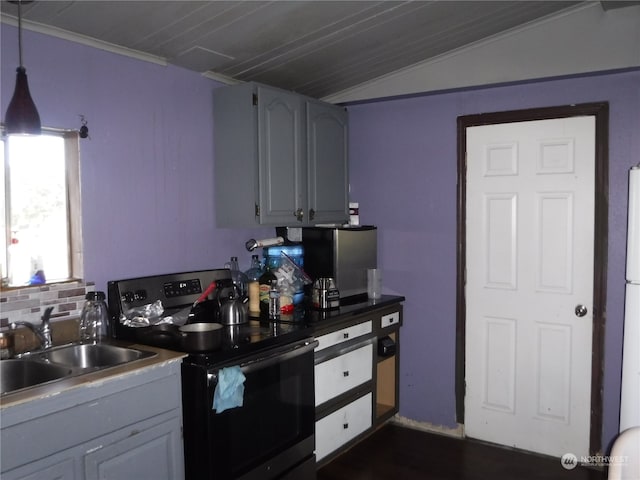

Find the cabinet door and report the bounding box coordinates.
[315,392,372,461]
[315,343,373,406]
[257,85,306,225]
[2,458,75,480]
[306,101,349,225]
[84,416,184,480]
[315,320,372,352]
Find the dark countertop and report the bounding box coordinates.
[185,294,404,366]
[2,296,406,406]
[274,294,405,332]
[307,294,405,321]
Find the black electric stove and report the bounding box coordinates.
[183,317,313,365]
[107,269,312,363]
[108,269,317,480]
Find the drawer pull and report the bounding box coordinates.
[343,370,349,377]
[343,332,349,339]
[343,423,349,429]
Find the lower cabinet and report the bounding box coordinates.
[313,302,403,466]
[1,359,184,480]
[4,413,182,480]
[84,415,182,480]
[315,392,372,461]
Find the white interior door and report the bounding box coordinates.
[464,116,595,458]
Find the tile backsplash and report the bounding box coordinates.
[0,280,95,327]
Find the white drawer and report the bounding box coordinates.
[315,343,373,406]
[381,311,400,328]
[315,321,372,351]
[315,392,372,461]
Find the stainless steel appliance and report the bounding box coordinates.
[302,226,377,301]
[108,270,317,480]
[311,277,340,310]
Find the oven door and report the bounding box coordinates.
[182,338,318,480]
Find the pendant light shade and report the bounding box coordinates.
[5,66,41,134]
[4,0,41,135]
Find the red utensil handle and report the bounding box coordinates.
[195,281,217,304]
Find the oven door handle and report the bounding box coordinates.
[207,339,318,385]
[242,339,318,375]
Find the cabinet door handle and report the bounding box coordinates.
[343,423,349,429]
[343,370,350,377]
[343,332,349,339]
[294,208,304,222]
[309,208,315,221]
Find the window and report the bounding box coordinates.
[1,128,82,288]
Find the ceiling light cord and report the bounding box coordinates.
[17,0,23,67]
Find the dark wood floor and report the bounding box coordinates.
[317,424,606,480]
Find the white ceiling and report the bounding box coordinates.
[1,1,633,99]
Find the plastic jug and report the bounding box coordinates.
[80,291,110,342]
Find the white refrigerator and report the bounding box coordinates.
[620,164,640,432]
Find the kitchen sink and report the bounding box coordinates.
[0,359,73,395]
[0,343,157,396]
[40,343,156,369]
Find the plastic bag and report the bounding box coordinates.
[119,300,166,327]
[272,252,312,312]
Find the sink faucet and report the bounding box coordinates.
[11,306,54,350]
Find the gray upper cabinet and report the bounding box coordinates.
[306,99,349,225]
[214,82,349,227]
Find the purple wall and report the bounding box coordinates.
[1,25,274,291]
[2,24,639,452]
[347,70,640,451]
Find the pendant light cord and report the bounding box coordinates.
[17,0,23,68]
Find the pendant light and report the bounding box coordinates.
[4,0,41,135]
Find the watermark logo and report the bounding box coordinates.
[561,453,578,470]
[561,453,629,469]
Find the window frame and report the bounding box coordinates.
[1,127,83,288]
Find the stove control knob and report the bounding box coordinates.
[121,291,135,304]
[134,290,147,302]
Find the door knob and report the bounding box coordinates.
[575,305,588,317]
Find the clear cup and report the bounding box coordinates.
[367,268,382,300]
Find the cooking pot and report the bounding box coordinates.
[218,284,248,325]
[179,323,223,352]
[138,323,181,348]
[138,322,222,352]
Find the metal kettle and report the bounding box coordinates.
[218,284,248,325]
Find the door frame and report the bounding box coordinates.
[455,102,609,455]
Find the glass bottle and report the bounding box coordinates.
[225,256,249,298]
[244,255,263,282]
[80,291,110,342]
[245,255,263,316]
[268,279,280,319]
[258,265,277,315]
